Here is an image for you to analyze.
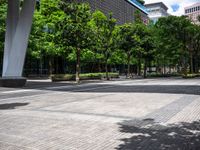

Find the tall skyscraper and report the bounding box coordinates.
[185,2,200,25]
[145,2,169,23]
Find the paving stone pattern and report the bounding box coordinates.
[0,78,200,150]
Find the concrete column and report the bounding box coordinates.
[2,0,19,75]
[2,0,36,77]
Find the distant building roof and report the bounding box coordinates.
[145,2,168,11]
[127,0,148,14]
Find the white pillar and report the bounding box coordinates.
[2,0,36,77]
[3,0,19,75]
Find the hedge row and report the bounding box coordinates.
[147,72,181,78]
[51,72,119,82]
[182,74,200,79]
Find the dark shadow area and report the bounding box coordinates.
[24,80,104,89]
[1,79,199,100]
[0,103,29,110]
[25,81,75,89]
[24,80,200,95]
[72,85,200,95]
[116,119,200,150]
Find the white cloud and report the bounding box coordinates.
[144,0,199,16]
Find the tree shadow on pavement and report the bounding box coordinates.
[73,85,200,95]
[20,80,200,95]
[116,119,200,150]
[0,103,29,110]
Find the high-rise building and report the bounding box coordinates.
[145,2,169,23]
[185,2,200,25]
[75,0,149,24]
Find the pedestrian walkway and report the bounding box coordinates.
[0,78,200,150]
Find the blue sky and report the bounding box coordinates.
[144,0,199,16]
[171,4,180,12]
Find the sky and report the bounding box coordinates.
[144,0,199,16]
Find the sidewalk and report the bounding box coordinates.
[0,78,200,150]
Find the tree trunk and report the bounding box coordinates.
[76,48,81,83]
[190,53,193,74]
[194,56,198,73]
[163,57,166,75]
[56,57,59,74]
[49,57,53,75]
[91,62,95,73]
[164,64,166,75]
[98,61,101,72]
[105,50,109,80]
[127,54,131,78]
[156,59,160,74]
[148,60,151,73]
[182,56,187,76]
[105,61,109,80]
[138,58,141,76]
[144,59,147,78]
[40,55,43,76]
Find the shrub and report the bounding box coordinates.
[147,72,181,78]
[51,72,119,82]
[182,74,200,79]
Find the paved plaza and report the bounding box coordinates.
[0,78,200,150]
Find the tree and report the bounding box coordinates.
[187,24,200,73]
[91,11,116,80]
[140,28,155,78]
[155,16,192,75]
[60,1,93,83]
[30,0,65,75]
[118,23,140,77]
[132,23,149,76]
[89,11,108,73]
[137,0,145,5]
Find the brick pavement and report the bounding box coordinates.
[0,78,200,150]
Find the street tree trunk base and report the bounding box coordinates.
[75,77,80,84]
